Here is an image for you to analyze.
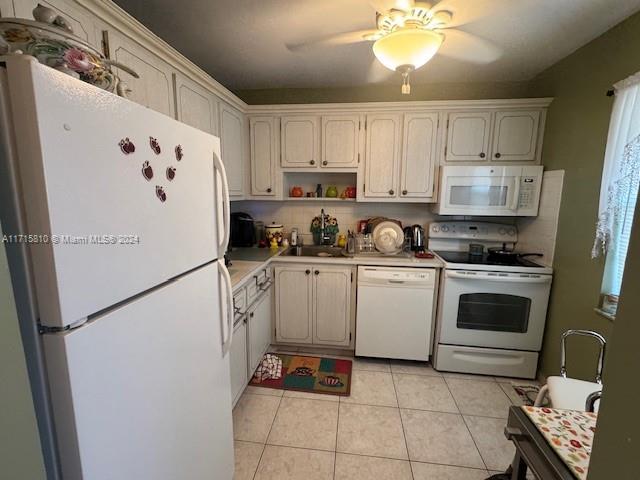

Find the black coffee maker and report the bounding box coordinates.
[230,212,256,247]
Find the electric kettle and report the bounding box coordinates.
[409,225,425,252]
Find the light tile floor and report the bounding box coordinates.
[233,355,535,480]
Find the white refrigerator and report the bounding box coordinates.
[0,55,235,480]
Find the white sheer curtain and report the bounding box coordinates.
[593,71,640,296]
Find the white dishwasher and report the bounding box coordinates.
[355,266,437,361]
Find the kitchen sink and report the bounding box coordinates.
[282,246,346,257]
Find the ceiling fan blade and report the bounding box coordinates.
[429,0,500,28]
[438,28,502,63]
[369,0,415,13]
[366,58,395,84]
[286,29,378,52]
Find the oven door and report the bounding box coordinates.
[438,270,552,351]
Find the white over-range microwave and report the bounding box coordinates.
[434,165,544,216]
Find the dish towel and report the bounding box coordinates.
[253,354,282,383]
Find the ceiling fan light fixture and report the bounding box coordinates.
[372,28,442,71]
[372,28,442,94]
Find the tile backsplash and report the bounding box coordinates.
[231,201,441,244]
[516,170,564,267]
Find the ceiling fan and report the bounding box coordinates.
[288,0,502,94]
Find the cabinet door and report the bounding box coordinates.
[400,113,438,200]
[106,30,175,117]
[0,0,13,16]
[247,289,273,376]
[491,110,541,162]
[312,266,352,347]
[445,112,492,162]
[322,115,360,168]
[249,116,277,196]
[219,103,245,197]
[281,116,319,168]
[274,266,312,344]
[13,0,102,49]
[364,114,401,198]
[173,73,217,135]
[230,318,248,405]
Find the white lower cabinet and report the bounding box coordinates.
[229,317,248,406]
[274,265,313,344]
[274,264,354,348]
[229,275,273,405]
[246,286,273,377]
[312,266,353,347]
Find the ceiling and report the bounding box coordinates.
[113,0,640,91]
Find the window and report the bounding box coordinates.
[593,72,640,317]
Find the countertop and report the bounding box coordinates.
[227,246,443,290]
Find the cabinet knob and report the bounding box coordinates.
[402,190,408,195]
[495,152,501,159]
[250,312,254,318]
[389,189,394,195]
[310,160,315,165]
[314,270,320,275]
[267,187,272,193]
[322,160,328,166]
[305,269,311,275]
[479,152,486,158]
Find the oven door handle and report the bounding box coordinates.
[446,271,552,284]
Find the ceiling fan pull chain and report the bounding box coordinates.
[401,70,411,95]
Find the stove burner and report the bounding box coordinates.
[435,251,545,268]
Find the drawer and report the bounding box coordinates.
[233,288,247,316]
[247,267,272,305]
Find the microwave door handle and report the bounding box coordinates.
[510,176,521,211]
[446,271,551,284]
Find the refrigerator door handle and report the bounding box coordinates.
[218,259,234,356]
[213,149,230,253]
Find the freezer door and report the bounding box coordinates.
[5,57,222,328]
[43,262,234,480]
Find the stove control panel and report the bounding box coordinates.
[428,221,517,242]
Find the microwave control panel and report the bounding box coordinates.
[518,176,539,209]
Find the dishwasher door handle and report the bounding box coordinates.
[388,280,405,284]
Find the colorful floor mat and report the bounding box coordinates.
[249,353,352,396]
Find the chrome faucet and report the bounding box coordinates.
[319,208,332,245]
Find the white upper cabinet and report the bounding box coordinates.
[312,266,352,347]
[400,112,438,200]
[322,115,361,168]
[249,116,278,196]
[280,116,319,168]
[445,112,492,162]
[363,114,402,198]
[491,110,541,162]
[219,103,246,198]
[173,73,217,135]
[13,0,102,49]
[106,30,175,117]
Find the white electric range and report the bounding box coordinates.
[429,221,553,379]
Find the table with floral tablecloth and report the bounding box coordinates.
[521,406,597,480]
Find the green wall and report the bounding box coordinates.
[528,11,640,380]
[588,186,640,478]
[235,80,532,104]
[0,222,46,480]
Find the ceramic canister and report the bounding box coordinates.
[265,222,284,245]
